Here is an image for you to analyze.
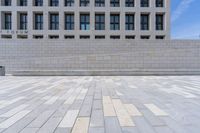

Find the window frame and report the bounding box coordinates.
[141,14,149,30]
[80,14,90,30]
[110,0,120,7]
[95,14,105,30]
[110,14,120,30]
[4,13,12,30]
[50,13,59,30]
[65,13,74,30]
[35,13,43,30]
[125,14,135,30]
[19,13,27,30]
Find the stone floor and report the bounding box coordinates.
[0,76,200,133]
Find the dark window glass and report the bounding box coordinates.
[4,0,11,6]
[141,14,149,30]
[49,35,59,39]
[110,0,119,7]
[50,0,59,6]
[95,0,105,7]
[4,13,12,30]
[126,0,134,7]
[80,35,90,39]
[65,14,74,30]
[65,35,74,39]
[110,14,120,30]
[141,35,150,39]
[95,14,105,30]
[20,13,27,30]
[35,0,43,6]
[156,0,164,7]
[19,0,27,6]
[156,35,165,39]
[35,14,43,30]
[126,14,134,30]
[80,0,89,6]
[126,35,135,39]
[141,0,149,7]
[156,14,164,30]
[110,35,120,39]
[65,0,74,6]
[80,14,90,30]
[95,35,105,39]
[50,14,59,30]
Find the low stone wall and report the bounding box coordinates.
[0,40,200,75]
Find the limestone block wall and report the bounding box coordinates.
[0,40,200,75]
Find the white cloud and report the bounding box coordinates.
[171,0,195,22]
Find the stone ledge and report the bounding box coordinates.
[11,69,200,76]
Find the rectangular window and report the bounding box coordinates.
[110,0,119,7]
[95,0,105,7]
[4,0,12,6]
[80,35,90,39]
[19,13,27,30]
[65,14,74,30]
[95,35,105,39]
[141,0,149,7]
[156,35,165,39]
[50,13,59,30]
[125,0,134,7]
[65,0,74,6]
[1,35,12,39]
[110,35,120,39]
[110,14,120,30]
[35,14,43,30]
[80,14,90,30]
[49,35,59,39]
[4,13,12,30]
[125,14,134,30]
[80,0,89,7]
[95,14,105,30]
[141,14,149,30]
[33,35,43,39]
[125,35,135,39]
[156,0,164,7]
[141,35,150,39]
[35,0,43,6]
[156,14,164,30]
[64,35,75,39]
[50,0,59,6]
[19,0,27,6]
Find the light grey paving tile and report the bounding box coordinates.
[79,104,93,117]
[2,117,35,133]
[121,127,140,133]
[0,104,29,117]
[37,117,62,133]
[92,100,103,110]
[27,110,55,128]
[70,100,83,110]
[54,127,71,133]
[133,117,156,133]
[89,127,105,133]
[140,109,166,126]
[161,114,188,133]
[154,126,174,133]
[58,110,79,128]
[0,110,31,129]
[104,117,122,133]
[90,110,104,127]
[20,127,39,133]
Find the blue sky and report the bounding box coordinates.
[171,0,200,39]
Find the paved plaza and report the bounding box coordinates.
[0,76,199,133]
